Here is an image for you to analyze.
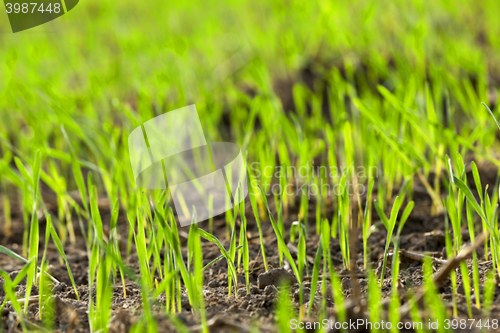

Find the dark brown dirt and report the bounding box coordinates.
[1,161,500,332]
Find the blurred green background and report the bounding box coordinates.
[1,0,500,193]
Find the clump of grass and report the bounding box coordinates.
[448,154,500,316]
[446,154,473,317]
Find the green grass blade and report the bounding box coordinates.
[258,185,301,284]
[49,226,80,300]
[198,229,240,296]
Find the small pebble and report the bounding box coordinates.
[181,295,191,311]
[8,271,26,285]
[249,285,260,294]
[257,268,296,289]
[293,287,311,302]
[208,280,220,288]
[66,289,78,300]
[53,282,67,293]
[264,285,278,295]
[341,278,368,290]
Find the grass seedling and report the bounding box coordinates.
[275,191,285,267]
[236,185,250,293]
[8,151,41,313]
[388,200,413,330]
[227,191,240,297]
[315,176,322,235]
[374,196,402,288]
[187,221,208,333]
[40,214,53,318]
[248,167,268,271]
[12,151,42,313]
[109,198,127,297]
[198,228,240,296]
[450,158,500,278]
[407,289,426,333]
[61,125,89,216]
[471,161,489,262]
[48,226,80,300]
[422,257,448,333]
[96,244,113,333]
[39,262,55,328]
[276,282,295,333]
[307,237,322,317]
[0,245,59,286]
[483,270,496,318]
[367,269,382,333]
[362,177,375,268]
[320,219,345,330]
[466,200,481,310]
[460,260,473,318]
[446,155,473,316]
[338,171,350,269]
[290,219,308,315]
[2,186,11,237]
[297,221,308,278]
[443,199,459,317]
[258,185,302,283]
[298,179,308,233]
[15,158,32,257]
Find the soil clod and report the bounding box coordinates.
[257,268,296,289]
[263,285,278,296]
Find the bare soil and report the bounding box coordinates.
[1,162,500,332]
